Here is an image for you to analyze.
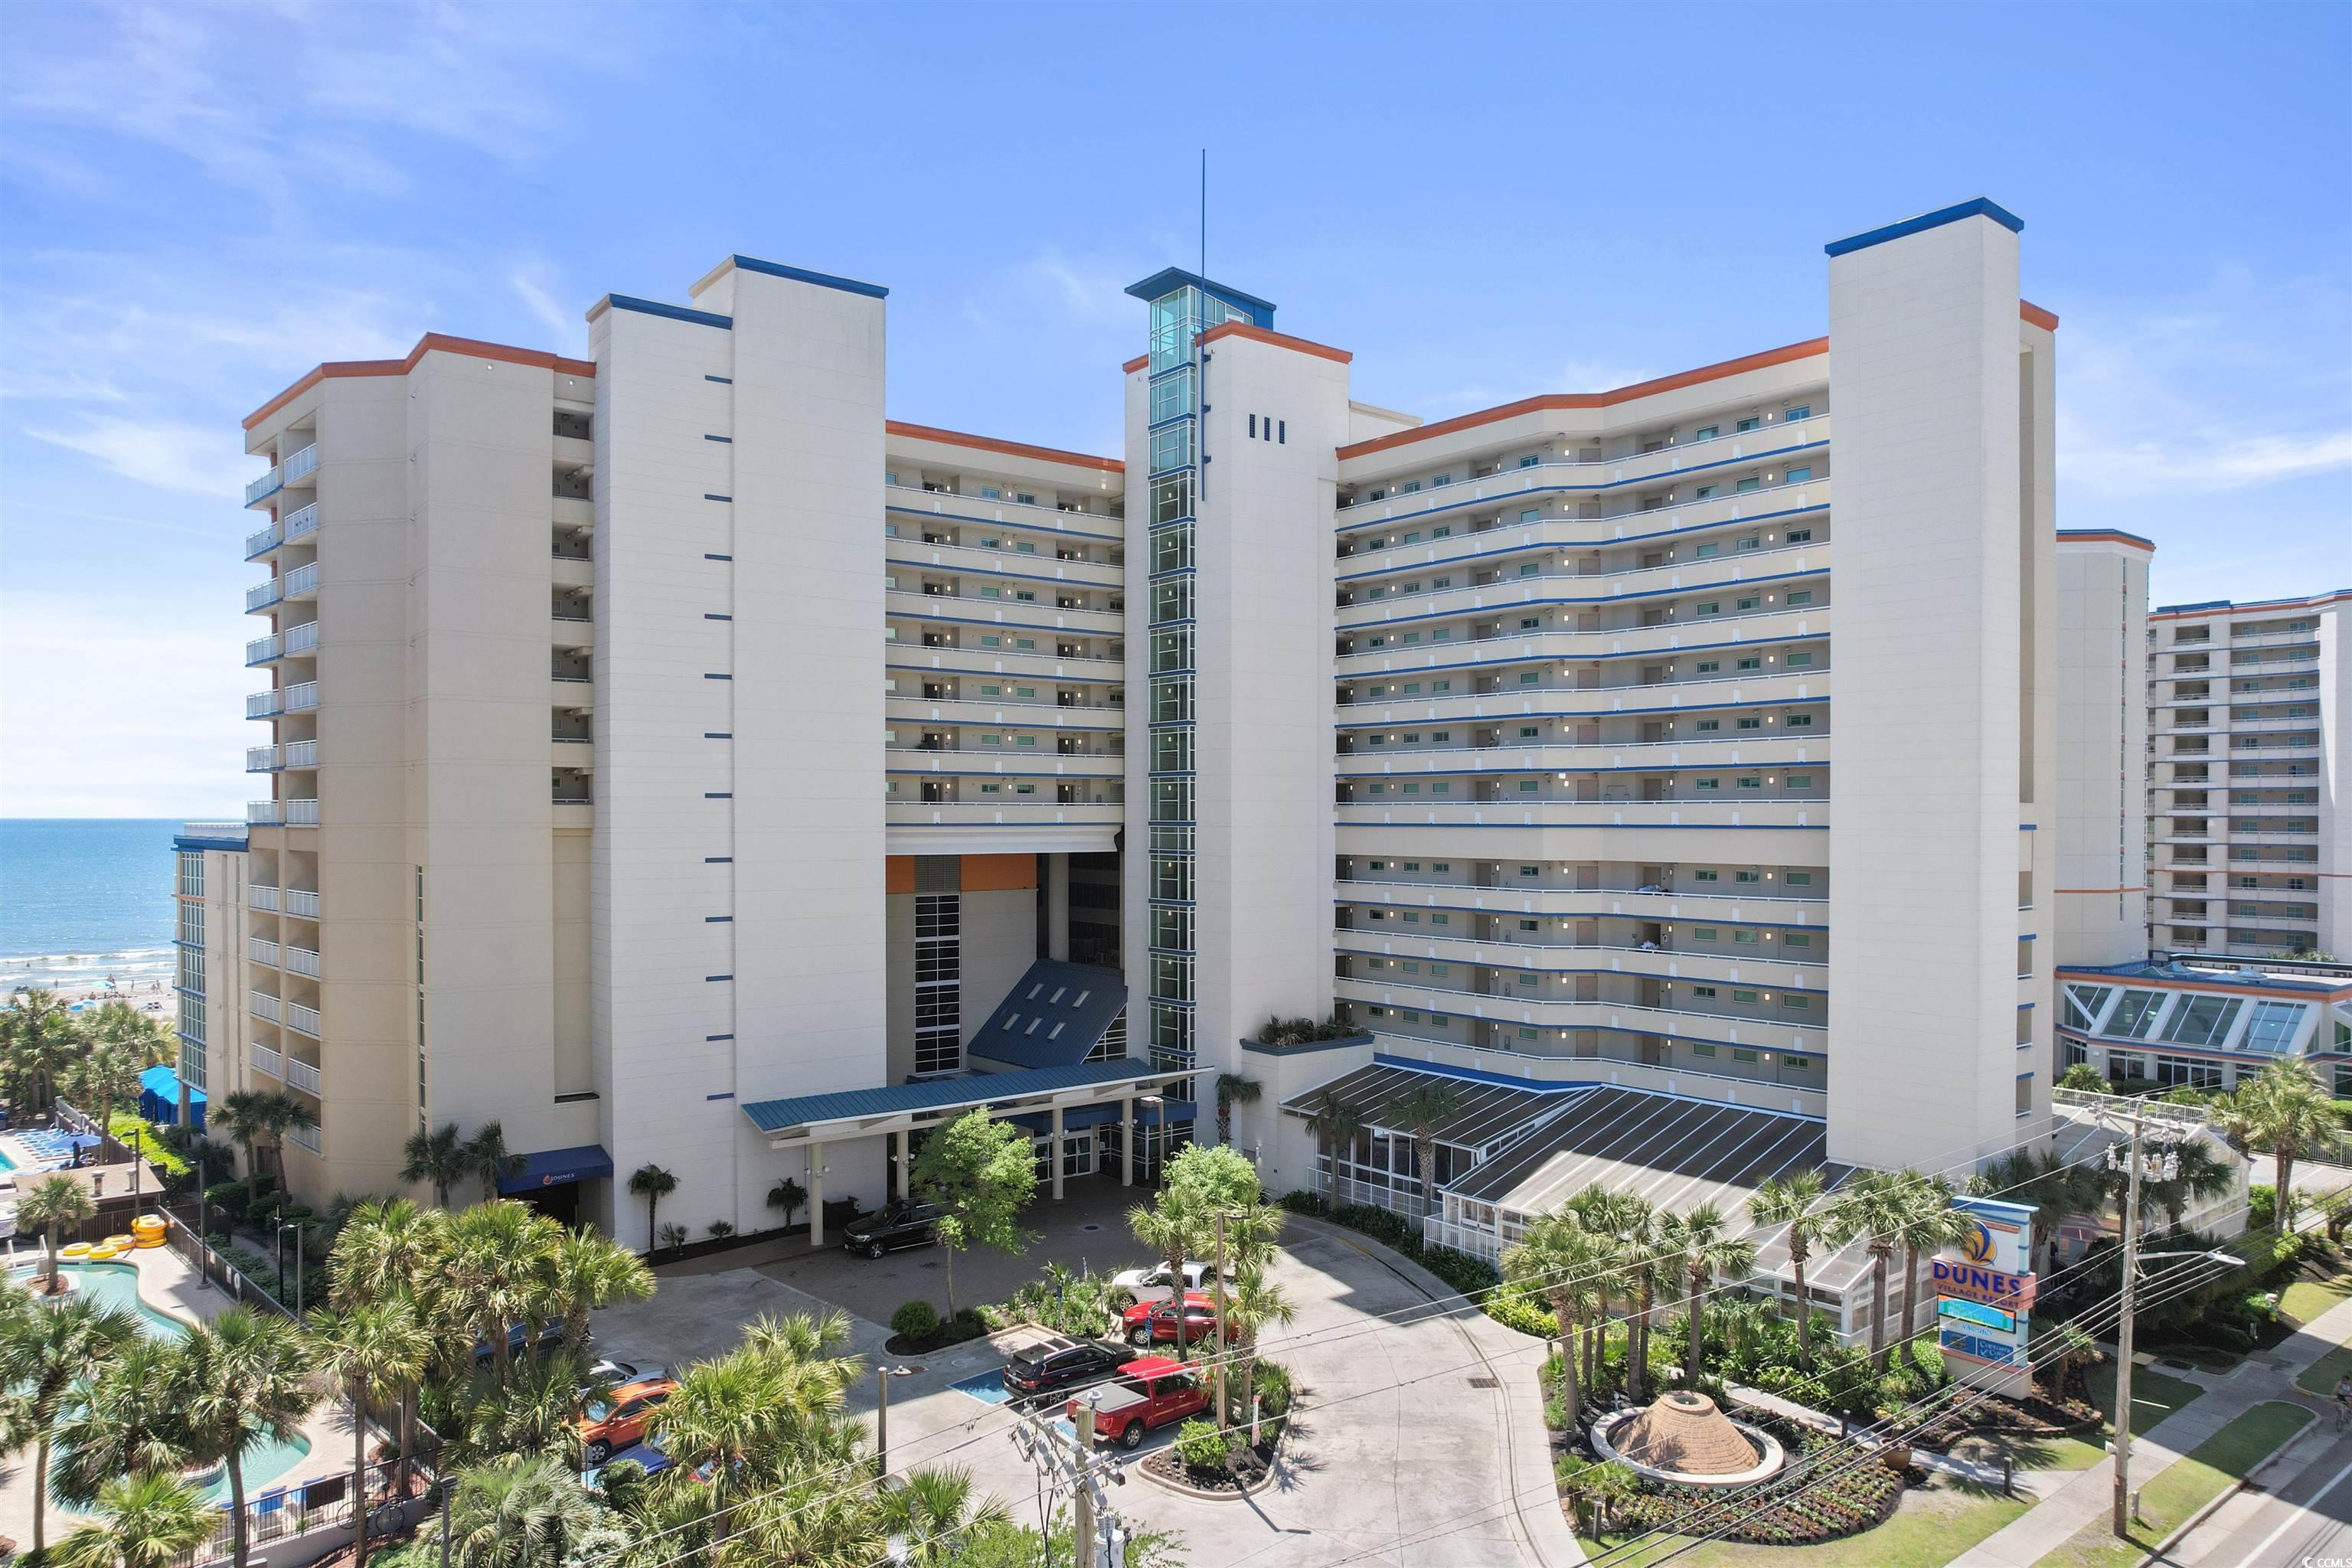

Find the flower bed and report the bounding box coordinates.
[1910,1367,2101,1445]
[1565,1405,1913,1548]
[1140,1435,1278,1495]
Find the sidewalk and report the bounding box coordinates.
[1946,1292,2352,1567]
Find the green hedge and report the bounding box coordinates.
[106,1112,190,1177]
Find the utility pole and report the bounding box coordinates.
[2111,1106,2147,1538]
[1213,1209,1230,1428]
[1074,1396,1097,1566]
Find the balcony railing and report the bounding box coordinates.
[248,936,279,967]
[248,883,280,912]
[247,746,278,773]
[284,1001,322,1037]
[283,739,317,767]
[246,690,283,719]
[285,887,320,917]
[247,800,283,825]
[283,501,318,543]
[283,621,319,657]
[285,681,318,712]
[283,946,321,978]
[249,991,281,1024]
[246,633,279,665]
[247,578,284,612]
[282,561,318,598]
[286,799,319,825]
[1336,415,1828,513]
[245,519,281,557]
[286,1121,322,1154]
[285,1057,322,1095]
[252,1043,283,1080]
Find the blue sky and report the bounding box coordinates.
[3,2,2347,816]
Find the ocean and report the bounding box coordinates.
[0,819,183,1000]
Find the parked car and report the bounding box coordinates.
[1074,1356,1210,1450]
[472,1323,564,1365]
[1110,1259,1217,1305]
[574,1376,679,1465]
[841,1199,943,1259]
[583,1357,649,1392]
[1002,1336,1125,1403]
[1120,1292,1237,1348]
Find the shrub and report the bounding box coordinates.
[706,1220,735,1240]
[1420,1245,1501,1299]
[106,1112,190,1176]
[946,1307,989,1343]
[1277,1190,1328,1217]
[1252,1358,1293,1419]
[2249,1184,2277,1233]
[890,1300,941,1341]
[657,1223,689,1251]
[1484,1292,1557,1339]
[1173,1419,1231,1470]
[203,1178,251,1216]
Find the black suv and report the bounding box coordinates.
[841,1199,942,1259]
[1002,1336,1124,1402]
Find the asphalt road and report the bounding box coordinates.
[2177,1416,2352,1568]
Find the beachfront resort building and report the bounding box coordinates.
[2143,590,2350,961]
[186,200,2145,1327]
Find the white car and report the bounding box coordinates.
[1112,1259,1218,1305]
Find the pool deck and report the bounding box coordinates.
[0,1242,361,1552]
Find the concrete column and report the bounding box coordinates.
[891,1128,908,1201]
[1122,1097,1135,1187]
[808,1144,825,1246]
[1050,1106,1065,1201]
[1047,854,1071,962]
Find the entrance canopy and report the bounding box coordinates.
[139,1063,206,1130]
[497,1144,616,1194]
[741,1057,1190,1149]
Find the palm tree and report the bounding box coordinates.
[50,1338,194,1508]
[69,1027,142,1137]
[309,1301,433,1568]
[881,1464,1014,1566]
[1825,1170,1910,1370]
[445,1201,560,1382]
[2145,1136,2236,1231]
[446,1452,609,1568]
[657,1348,789,1542]
[1503,1211,1606,1430]
[1556,1456,1640,1539]
[86,997,178,1070]
[401,1123,471,1208]
[1213,1073,1262,1148]
[1302,1090,1364,1204]
[2213,1060,2338,1217]
[1220,1262,1297,1426]
[18,1171,96,1293]
[2,987,83,1112]
[626,1163,677,1252]
[0,1293,142,1555]
[1658,1204,1759,1388]
[168,1306,322,1568]
[1972,1146,2103,1274]
[549,1227,654,1354]
[1125,1192,1204,1360]
[452,1351,593,1466]
[50,1472,219,1568]
[1749,1171,1833,1369]
[465,1122,526,1204]
[1383,1081,1465,1222]
[215,1089,314,1194]
[765,1177,808,1230]
[327,1197,452,1484]
[1887,1171,1971,1367]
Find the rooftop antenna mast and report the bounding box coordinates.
[1200,149,1207,279]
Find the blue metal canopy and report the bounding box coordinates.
[741,1057,1168,1137]
[139,1063,206,1129]
[497,1144,616,1194]
[1005,1097,1197,1135]
[965,960,1127,1070]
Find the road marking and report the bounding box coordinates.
[2236,1446,2352,1568]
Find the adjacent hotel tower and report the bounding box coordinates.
[185,201,2076,1253]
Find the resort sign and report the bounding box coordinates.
[1937,1194,2037,1397]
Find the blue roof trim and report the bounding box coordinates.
[1825,198,2024,257]
[1122,266,1276,326]
[1008,1097,1196,1133]
[742,1057,1161,1135]
[174,831,247,852]
[729,255,889,300]
[602,293,733,330]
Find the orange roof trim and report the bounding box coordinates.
[2054,531,2156,553]
[2020,300,2060,332]
[1121,354,1150,374]
[886,420,1122,473]
[244,332,596,430]
[1337,338,1830,461]
[1197,320,1352,364]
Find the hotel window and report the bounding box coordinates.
[1786,872,1813,886]
[1517,779,1538,792]
[1736,595,1761,611]
[1736,477,1761,493]
[2108,989,2168,1039]
[1736,717,1762,731]
[1786,1056,1811,1070]
[1786,714,1815,729]
[1734,929,1760,944]
[1519,563,1540,577]
[1785,405,1811,421]
[1519,453,1540,468]
[1785,467,1811,483]
[913,890,962,1075]
[2241,1000,2306,1054]
[1518,865,1540,878]
[1787,590,1814,607]
[1694,426,1719,441]
[1520,508,1541,523]
[1785,933,1813,949]
[2062,986,2113,1031]
[1736,417,1760,433]
[1786,650,1815,667]
[1786,528,1813,544]
[1693,1042,1717,1057]
[1782,994,1811,1010]
[1694,659,1720,675]
[1694,486,1719,501]
[1695,541,1720,556]
[1734,870,1762,884]
[1694,869,1719,882]
[1692,985,1718,998]
[1787,774,1814,789]
[1696,600,1722,616]
[1733,989,1759,1003]
[1733,1048,1759,1063]
[1737,656,1762,671]
[2158,994,2244,1047]
[1694,777,1720,791]
[1694,927,1719,940]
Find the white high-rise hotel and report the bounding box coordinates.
[184,201,2134,1281]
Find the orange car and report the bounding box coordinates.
[575,1377,678,1465]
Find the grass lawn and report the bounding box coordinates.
[2278,1252,2352,1328]
[2036,1400,2314,1568]
[2297,1341,2352,1397]
[1947,1430,2107,1474]
[1575,1475,2028,1568]
[2087,1362,2202,1436]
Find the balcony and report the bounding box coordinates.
[286,799,319,825]
[885,482,1126,544]
[285,887,319,917]
[249,990,280,1024]
[247,746,277,773]
[285,681,318,713]
[252,1043,283,1080]
[887,534,1125,590]
[247,577,284,613]
[1334,798,1821,831]
[286,1122,322,1154]
[283,738,317,768]
[283,621,319,658]
[282,945,322,978]
[283,1001,321,1037]
[248,936,279,967]
[284,1057,322,1095]
[245,518,281,558]
[885,799,1125,829]
[1335,877,1828,923]
[248,883,280,912]
[550,675,595,709]
[247,691,283,720]
[1337,415,1831,518]
[247,800,283,825]
[885,587,1125,638]
[1335,608,1830,684]
[884,746,1125,780]
[245,633,279,666]
[244,444,317,509]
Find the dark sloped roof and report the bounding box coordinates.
[1279,1058,1590,1154]
[966,961,1129,1070]
[741,1057,1159,1136]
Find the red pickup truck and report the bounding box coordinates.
[1070,1356,1210,1450]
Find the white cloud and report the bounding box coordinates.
[2061,428,2352,495]
[0,590,250,818]
[24,418,260,498]
[511,271,581,354]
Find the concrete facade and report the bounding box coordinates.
[2055,532,2156,966]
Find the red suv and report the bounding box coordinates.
[1120,1291,1238,1348]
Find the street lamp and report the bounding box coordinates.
[276,1221,305,1313]
[875,1364,916,1483]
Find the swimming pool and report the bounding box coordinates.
[15,1263,314,1500]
